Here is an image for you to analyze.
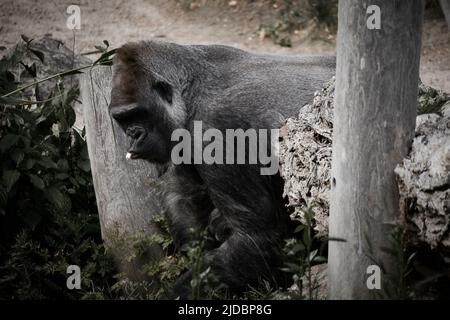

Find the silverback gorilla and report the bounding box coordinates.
[108,41,335,298]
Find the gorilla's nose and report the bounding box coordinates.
[126,125,145,140]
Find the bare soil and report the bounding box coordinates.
[0,0,449,91]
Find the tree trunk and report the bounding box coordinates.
[328,0,424,299]
[80,66,164,280]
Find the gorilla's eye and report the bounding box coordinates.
[153,81,173,104]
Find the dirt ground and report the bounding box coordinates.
[0,0,449,92]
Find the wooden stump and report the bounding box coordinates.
[440,0,450,31]
[80,65,164,280]
[328,0,424,299]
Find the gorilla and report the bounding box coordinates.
[108,40,335,298]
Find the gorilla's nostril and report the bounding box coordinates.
[126,126,144,139]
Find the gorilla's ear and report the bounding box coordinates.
[153,81,173,104]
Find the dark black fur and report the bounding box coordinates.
[109,41,335,297]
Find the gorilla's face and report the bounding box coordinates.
[108,44,177,164]
[110,102,170,164]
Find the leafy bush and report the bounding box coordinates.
[280,206,327,299]
[0,40,117,299]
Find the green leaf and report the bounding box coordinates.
[51,123,60,137]
[29,49,45,63]
[57,159,69,171]
[312,256,327,263]
[35,115,47,125]
[45,187,71,213]
[69,177,79,187]
[20,61,37,78]
[21,34,33,44]
[76,175,86,186]
[284,262,301,271]
[11,149,25,165]
[292,243,305,253]
[2,170,20,192]
[294,224,305,233]
[42,143,58,156]
[0,134,20,152]
[24,158,36,170]
[407,252,417,266]
[37,158,58,169]
[29,174,45,190]
[77,159,91,172]
[55,173,69,180]
[309,249,318,261]
[65,104,76,128]
[13,113,25,126]
[93,48,117,65]
[98,59,113,66]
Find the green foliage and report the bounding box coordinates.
[280,205,327,299]
[120,217,222,299]
[184,231,222,299]
[0,40,117,299]
[380,225,416,299]
[360,222,418,300]
[136,216,189,299]
[137,205,327,300]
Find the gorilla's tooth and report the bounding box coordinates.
[126,152,132,160]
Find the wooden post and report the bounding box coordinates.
[328,0,424,299]
[440,0,450,30]
[80,66,164,280]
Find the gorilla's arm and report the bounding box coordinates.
[159,165,214,249]
[199,164,287,288]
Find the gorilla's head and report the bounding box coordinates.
[109,42,192,164]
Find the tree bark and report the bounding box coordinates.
[440,0,450,30]
[80,66,164,280]
[328,0,424,299]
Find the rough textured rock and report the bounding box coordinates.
[279,79,334,237]
[279,79,450,253]
[395,102,450,253]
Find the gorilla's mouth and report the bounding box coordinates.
[126,152,141,160]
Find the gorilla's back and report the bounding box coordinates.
[193,44,336,128]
